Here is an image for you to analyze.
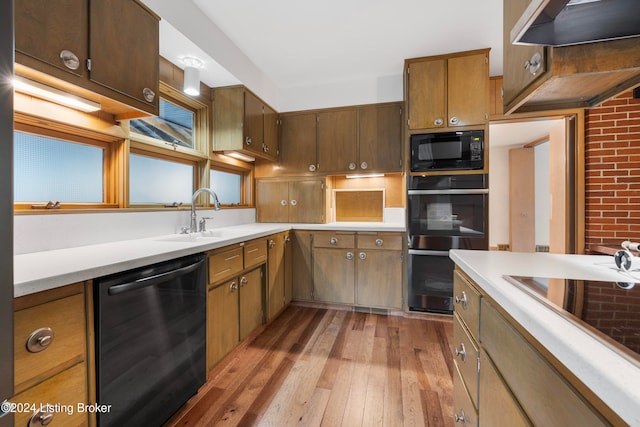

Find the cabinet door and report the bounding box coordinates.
[358,103,403,173]
[207,279,239,371]
[89,0,159,111]
[279,112,318,174]
[289,180,324,223]
[317,109,358,174]
[408,59,446,130]
[267,234,286,320]
[313,248,355,304]
[239,267,264,340]
[292,231,314,301]
[263,103,279,161]
[448,52,489,127]
[283,232,293,305]
[256,180,290,223]
[15,0,88,79]
[356,249,402,308]
[502,0,546,112]
[244,90,264,156]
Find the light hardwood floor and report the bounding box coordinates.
[166,304,454,427]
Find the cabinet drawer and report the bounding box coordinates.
[12,362,88,427]
[453,362,478,427]
[244,239,267,269]
[481,300,610,426]
[453,270,481,339]
[357,234,402,250]
[313,232,355,249]
[453,314,479,410]
[14,293,86,393]
[209,246,243,284]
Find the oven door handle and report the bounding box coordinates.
[408,189,489,195]
[107,258,205,296]
[408,249,450,256]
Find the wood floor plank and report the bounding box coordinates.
[164,305,454,427]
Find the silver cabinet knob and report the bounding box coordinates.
[434,118,443,126]
[280,199,288,206]
[143,87,156,103]
[348,162,356,170]
[375,238,383,247]
[290,199,297,206]
[284,236,291,244]
[245,136,252,146]
[308,164,316,172]
[345,252,354,260]
[230,281,238,292]
[26,327,54,353]
[524,52,542,76]
[360,161,368,170]
[454,409,467,424]
[449,116,459,125]
[28,410,54,427]
[454,291,468,309]
[454,343,467,362]
[330,237,338,245]
[59,49,80,70]
[268,239,276,249]
[240,276,248,287]
[359,252,366,260]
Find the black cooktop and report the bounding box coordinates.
[504,275,640,365]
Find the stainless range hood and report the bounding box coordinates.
[512,0,640,46]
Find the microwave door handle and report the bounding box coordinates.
[407,189,489,195]
[408,249,450,256]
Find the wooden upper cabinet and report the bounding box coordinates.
[15,0,88,79]
[256,178,324,223]
[278,112,318,174]
[317,109,358,174]
[407,49,489,131]
[358,102,403,173]
[212,86,279,161]
[15,0,160,118]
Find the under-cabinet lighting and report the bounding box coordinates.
[13,76,101,113]
[345,173,384,179]
[224,151,255,162]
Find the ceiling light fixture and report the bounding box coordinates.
[182,57,203,96]
[13,76,101,113]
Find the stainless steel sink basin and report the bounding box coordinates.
[155,230,226,243]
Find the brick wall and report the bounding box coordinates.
[585,87,640,249]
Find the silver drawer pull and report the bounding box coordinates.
[240,276,248,286]
[230,281,238,292]
[142,87,156,103]
[345,252,354,261]
[330,237,338,245]
[29,410,54,427]
[359,252,366,260]
[454,291,468,309]
[26,327,54,353]
[454,343,467,362]
[375,238,383,246]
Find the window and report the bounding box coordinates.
[210,169,241,205]
[13,128,113,208]
[129,151,196,205]
[130,98,195,149]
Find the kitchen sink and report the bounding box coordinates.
[155,230,227,243]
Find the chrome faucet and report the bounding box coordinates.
[190,188,221,233]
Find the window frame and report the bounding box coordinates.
[13,122,120,211]
[209,153,254,208]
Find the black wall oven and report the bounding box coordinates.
[408,174,488,313]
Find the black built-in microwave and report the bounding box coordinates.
[410,130,484,172]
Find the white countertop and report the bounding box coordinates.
[14,221,405,297]
[450,249,640,426]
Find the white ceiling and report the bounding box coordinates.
[144,0,504,109]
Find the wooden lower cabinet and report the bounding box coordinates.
[267,232,291,321]
[239,267,264,341]
[453,363,479,427]
[207,278,240,372]
[355,245,403,309]
[313,246,355,304]
[291,231,314,302]
[12,283,89,426]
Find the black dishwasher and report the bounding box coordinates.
[94,253,207,427]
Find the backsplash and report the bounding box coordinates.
[585,86,640,249]
[14,209,256,255]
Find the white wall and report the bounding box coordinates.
[488,144,513,248]
[14,209,256,255]
[534,142,550,246]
